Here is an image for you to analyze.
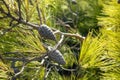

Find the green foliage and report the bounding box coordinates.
[0,61,12,80]
[98,0,120,31]
[97,1,120,79]
[46,0,102,35]
[77,0,120,79]
[78,29,120,80]
[79,32,105,67]
[0,27,46,54]
[0,0,120,80]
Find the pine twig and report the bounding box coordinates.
[14,63,26,77]
[0,7,39,30]
[54,34,64,50]
[54,30,85,41]
[43,63,53,80]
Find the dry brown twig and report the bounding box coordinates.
[53,30,85,41]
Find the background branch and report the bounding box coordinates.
[40,9,46,24]
[36,4,42,25]
[17,0,22,20]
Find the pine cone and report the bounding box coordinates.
[38,24,56,41]
[48,50,66,65]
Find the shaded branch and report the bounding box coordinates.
[28,54,47,62]
[36,4,42,25]
[43,63,53,80]
[5,57,28,62]
[17,0,22,20]
[51,63,77,72]
[5,52,47,63]
[5,51,26,58]
[40,9,46,24]
[56,18,72,28]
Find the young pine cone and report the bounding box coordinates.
[38,24,56,41]
[48,50,66,65]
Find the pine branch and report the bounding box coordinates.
[5,57,28,62]
[13,63,26,77]
[43,64,53,80]
[0,2,85,41]
[0,6,39,30]
[54,34,64,50]
[54,30,85,41]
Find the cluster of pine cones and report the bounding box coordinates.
[38,24,66,65]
